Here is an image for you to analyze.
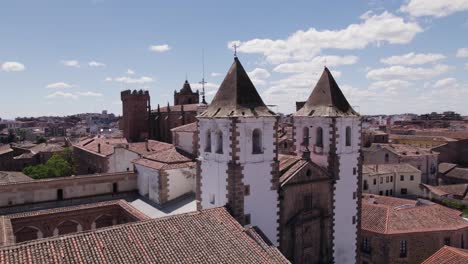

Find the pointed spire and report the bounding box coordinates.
[199,57,276,118]
[157,104,160,113]
[294,67,359,117]
[180,80,194,94]
[167,102,170,112]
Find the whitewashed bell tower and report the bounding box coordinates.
[293,67,362,263]
[197,57,280,245]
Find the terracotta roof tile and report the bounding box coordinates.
[446,168,468,181]
[422,246,468,264]
[128,140,173,155]
[361,194,468,234]
[170,122,197,133]
[0,207,288,263]
[0,171,32,184]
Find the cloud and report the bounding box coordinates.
[76,91,103,97]
[229,11,422,64]
[248,68,271,86]
[380,52,446,65]
[46,82,73,89]
[369,80,412,90]
[88,61,106,67]
[1,61,25,72]
[430,78,459,89]
[465,63,468,70]
[273,55,358,73]
[105,76,154,84]
[400,0,468,17]
[46,91,103,99]
[366,64,450,81]
[456,48,468,58]
[46,91,79,100]
[149,44,171,53]
[61,60,80,68]
[127,69,135,75]
[211,72,221,77]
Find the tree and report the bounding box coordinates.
[23,164,52,179]
[23,153,73,179]
[36,136,47,144]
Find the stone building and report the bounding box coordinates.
[121,90,150,142]
[174,80,199,105]
[433,138,468,166]
[363,143,438,185]
[361,194,468,264]
[362,164,421,197]
[0,143,64,171]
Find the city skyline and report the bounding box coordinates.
[1,0,468,119]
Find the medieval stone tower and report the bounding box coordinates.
[197,57,280,245]
[293,68,362,263]
[121,89,150,142]
[174,80,199,105]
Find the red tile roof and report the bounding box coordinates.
[422,246,468,264]
[170,122,197,133]
[421,184,468,199]
[74,136,128,156]
[133,147,195,170]
[362,194,468,234]
[0,207,288,263]
[128,140,173,155]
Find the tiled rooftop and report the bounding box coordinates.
[0,207,288,263]
[422,246,468,264]
[0,171,32,184]
[363,163,420,175]
[170,122,197,133]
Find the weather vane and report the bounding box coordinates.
[200,49,207,104]
[232,43,238,57]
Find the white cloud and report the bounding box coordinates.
[401,0,468,17]
[61,60,80,68]
[46,91,79,100]
[366,64,450,81]
[369,80,412,90]
[380,52,446,65]
[465,63,468,70]
[127,69,135,75]
[456,48,468,58]
[273,55,358,73]
[149,44,171,53]
[46,82,73,89]
[248,68,271,86]
[88,61,106,67]
[229,11,422,64]
[1,61,25,72]
[430,78,459,89]
[211,72,221,77]
[106,76,154,84]
[77,91,103,97]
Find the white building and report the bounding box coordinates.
[293,67,361,264]
[197,57,280,245]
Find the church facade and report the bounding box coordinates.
[196,57,362,263]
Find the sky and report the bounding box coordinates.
[1,0,468,119]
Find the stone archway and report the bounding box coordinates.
[92,214,114,229]
[14,226,43,243]
[54,220,83,236]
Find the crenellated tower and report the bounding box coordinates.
[121,89,150,142]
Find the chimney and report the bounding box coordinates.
[98,143,101,153]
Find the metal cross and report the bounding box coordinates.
[232,43,238,57]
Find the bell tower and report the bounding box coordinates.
[293,67,362,263]
[197,57,280,245]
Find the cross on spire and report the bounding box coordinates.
[232,43,239,57]
[199,77,207,104]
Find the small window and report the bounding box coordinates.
[410,175,414,181]
[401,188,408,195]
[373,178,377,185]
[57,189,63,201]
[400,240,407,258]
[210,194,215,205]
[245,214,251,225]
[353,168,357,175]
[363,180,368,190]
[302,127,310,146]
[252,129,263,154]
[444,237,451,246]
[386,176,389,183]
[390,189,393,195]
[380,177,383,184]
[385,190,389,196]
[353,192,357,200]
[346,126,352,146]
[390,176,393,182]
[244,185,250,196]
[385,153,389,163]
[352,216,356,224]
[400,175,404,181]
[205,129,212,152]
[112,183,118,193]
[215,130,223,154]
[379,191,383,195]
[316,127,323,147]
[362,237,371,254]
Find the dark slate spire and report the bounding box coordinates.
[180,80,194,94]
[199,57,276,118]
[294,67,359,117]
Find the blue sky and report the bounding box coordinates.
[1,0,468,119]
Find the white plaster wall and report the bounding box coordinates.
[108,147,140,173]
[148,169,160,204]
[135,164,156,196]
[167,167,196,201]
[237,117,279,245]
[198,118,231,209]
[333,117,360,264]
[174,131,194,154]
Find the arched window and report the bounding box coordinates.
[316,127,323,147]
[252,129,263,154]
[346,126,352,146]
[205,129,212,152]
[302,127,310,146]
[385,153,389,163]
[215,130,223,154]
